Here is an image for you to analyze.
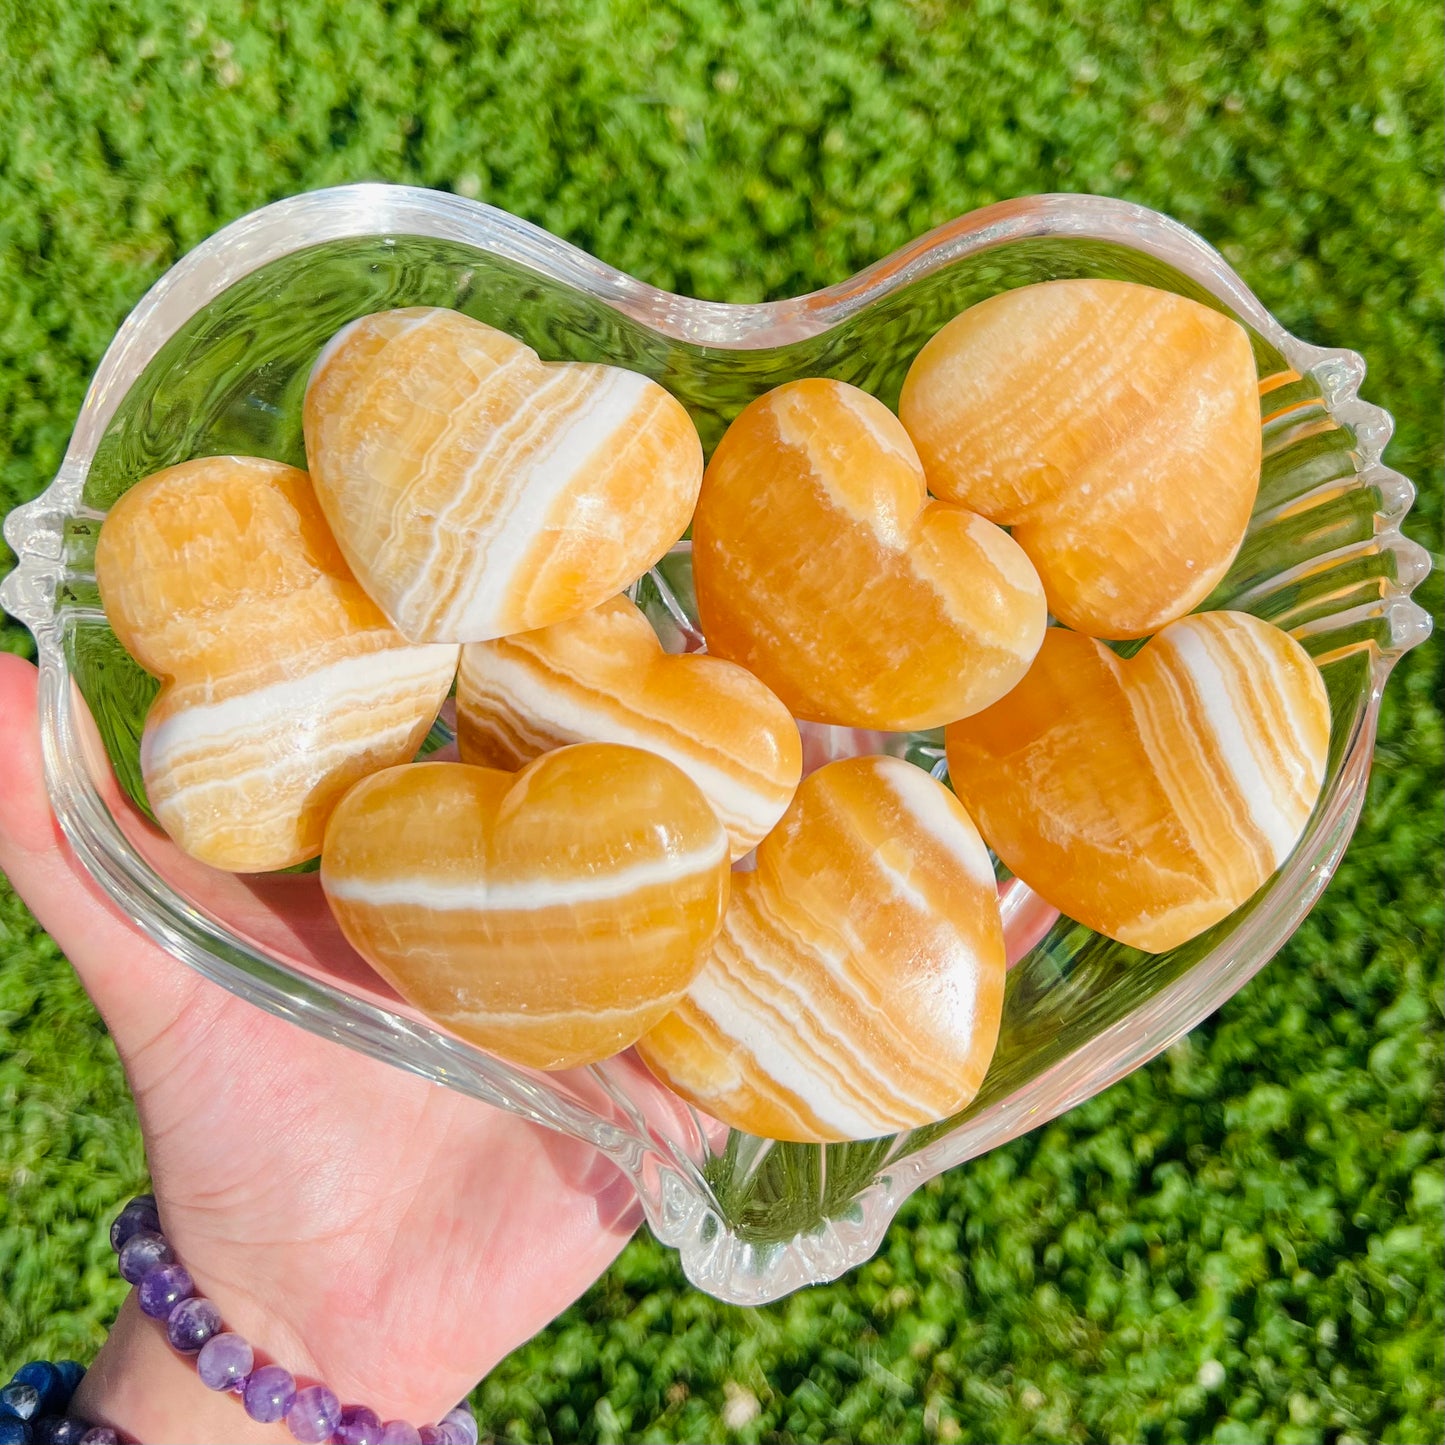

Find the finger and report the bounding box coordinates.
[0,653,205,1046]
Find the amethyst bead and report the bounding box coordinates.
[80,1432,119,1445]
[108,1195,160,1252]
[378,1423,422,1445]
[137,1263,193,1319]
[284,1384,341,1443]
[166,1295,222,1353]
[439,1409,477,1445]
[196,1332,254,1391]
[417,1428,447,1445]
[333,1405,382,1445]
[242,1365,296,1424]
[117,1229,174,1284]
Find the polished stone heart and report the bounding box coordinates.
[636,755,1006,1142]
[304,307,704,643]
[945,611,1330,952]
[457,594,801,859]
[691,377,1047,731]
[94,456,458,872]
[900,278,1261,639]
[320,745,731,1071]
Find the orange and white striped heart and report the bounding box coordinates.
[944,611,1330,951]
[304,307,704,644]
[320,745,731,1070]
[457,595,801,859]
[637,755,1006,1141]
[94,456,458,872]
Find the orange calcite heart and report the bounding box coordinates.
[320,745,731,1070]
[94,456,458,872]
[304,307,704,643]
[636,755,1006,1142]
[456,595,802,859]
[691,378,1047,730]
[944,612,1330,952]
[899,279,1261,639]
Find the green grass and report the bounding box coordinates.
[1,1,1441,1440]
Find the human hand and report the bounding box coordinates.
[0,653,641,1443]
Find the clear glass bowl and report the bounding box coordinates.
[1,185,1432,1306]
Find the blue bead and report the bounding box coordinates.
[0,1385,40,1422]
[9,1370,60,1416]
[50,1369,81,1405]
[36,1420,88,1445]
[0,1418,31,1444]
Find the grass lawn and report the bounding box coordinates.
[1,2,1441,1441]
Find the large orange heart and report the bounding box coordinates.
[320,745,731,1071]
[94,456,458,872]
[899,279,1261,639]
[456,594,802,859]
[691,378,1047,731]
[944,611,1330,952]
[636,755,1006,1142]
[304,307,704,643]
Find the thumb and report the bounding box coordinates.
[0,652,209,1053]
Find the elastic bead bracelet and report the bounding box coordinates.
[0,1359,109,1444]
[108,1195,479,1445]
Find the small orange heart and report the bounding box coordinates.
[944,612,1330,952]
[321,745,731,1071]
[456,595,802,859]
[900,279,1261,639]
[692,378,1047,731]
[304,307,704,643]
[94,456,458,872]
[636,755,1006,1142]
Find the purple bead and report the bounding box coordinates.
[109,1196,160,1252]
[166,1295,222,1353]
[80,1432,119,1445]
[242,1365,295,1424]
[417,1428,447,1445]
[333,1406,382,1445]
[378,1424,422,1445]
[117,1229,174,1284]
[284,1384,341,1443]
[196,1332,254,1391]
[439,1410,477,1445]
[137,1262,193,1319]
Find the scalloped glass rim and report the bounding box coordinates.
[1,185,1433,1306]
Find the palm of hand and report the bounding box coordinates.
[0,654,640,1422]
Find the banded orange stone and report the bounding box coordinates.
[94,456,458,872]
[303,307,704,643]
[320,745,731,1071]
[899,279,1261,639]
[456,595,802,859]
[944,611,1331,952]
[692,378,1047,731]
[636,755,1006,1142]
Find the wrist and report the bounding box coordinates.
[72,1293,280,1445]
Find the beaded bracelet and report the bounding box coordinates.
[108,1194,479,1445]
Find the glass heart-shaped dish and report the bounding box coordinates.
[1,185,1432,1306]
